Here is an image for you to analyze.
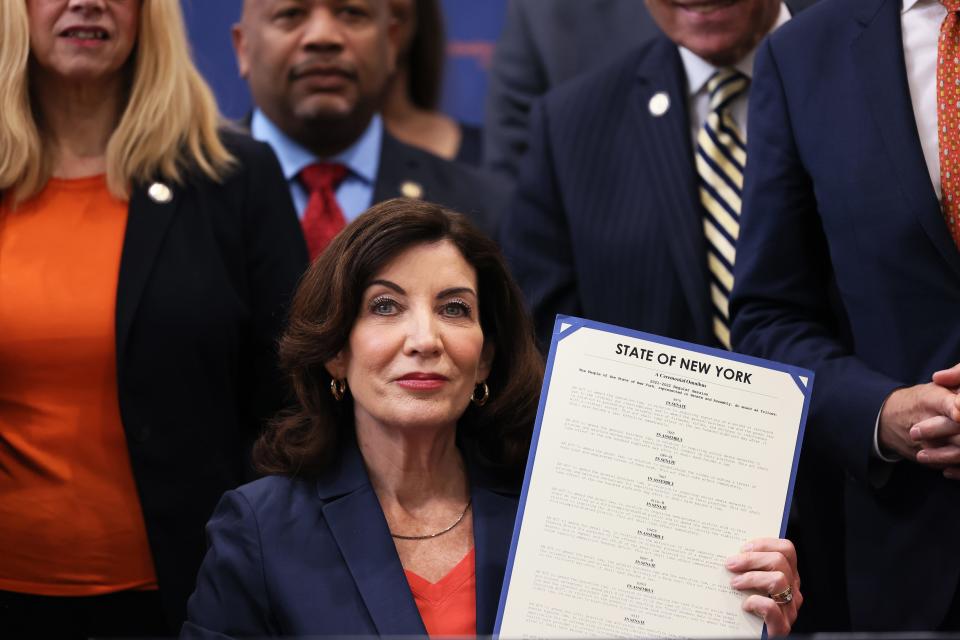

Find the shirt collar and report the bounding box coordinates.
[679,1,791,98]
[250,110,382,185]
[902,0,930,13]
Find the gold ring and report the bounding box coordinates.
[769,585,793,605]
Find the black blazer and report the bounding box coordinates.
[374,131,506,241]
[116,131,307,629]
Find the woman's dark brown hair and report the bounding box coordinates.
[254,198,544,476]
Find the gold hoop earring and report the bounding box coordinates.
[330,378,347,401]
[471,381,489,407]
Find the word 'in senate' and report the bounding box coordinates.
[614,343,753,384]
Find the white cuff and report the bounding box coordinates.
[873,403,901,463]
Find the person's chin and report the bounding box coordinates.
[683,31,752,66]
[48,63,117,83]
[293,94,357,124]
[672,0,746,25]
[392,400,464,427]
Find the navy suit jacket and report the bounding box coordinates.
[732,0,960,629]
[373,132,507,242]
[240,114,506,241]
[182,444,519,637]
[501,35,715,349]
[500,1,814,351]
[484,0,659,183]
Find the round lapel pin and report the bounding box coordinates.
[648,91,670,117]
[147,182,172,203]
[400,180,423,200]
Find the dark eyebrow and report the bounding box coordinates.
[437,287,477,299]
[365,281,476,299]
[367,279,405,295]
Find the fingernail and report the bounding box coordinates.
[730,575,743,587]
[725,556,738,569]
[741,542,754,552]
[918,451,929,462]
[910,426,921,440]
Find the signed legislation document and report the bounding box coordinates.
[495,317,812,639]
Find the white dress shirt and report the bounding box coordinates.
[679,2,792,145]
[869,0,946,464]
[903,0,946,199]
[250,111,382,221]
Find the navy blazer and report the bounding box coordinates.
[182,444,520,637]
[732,0,960,629]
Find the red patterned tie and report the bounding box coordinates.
[299,162,349,260]
[939,0,960,249]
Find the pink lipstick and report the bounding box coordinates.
[396,373,448,390]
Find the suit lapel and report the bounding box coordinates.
[319,445,519,635]
[373,133,422,203]
[470,468,520,636]
[852,0,960,278]
[115,182,180,362]
[318,446,427,636]
[785,0,817,14]
[630,40,712,340]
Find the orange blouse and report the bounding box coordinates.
[0,176,157,595]
[405,548,477,637]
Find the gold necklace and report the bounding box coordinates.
[389,500,472,541]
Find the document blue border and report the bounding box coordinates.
[493,315,813,638]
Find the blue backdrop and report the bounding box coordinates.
[180,1,507,125]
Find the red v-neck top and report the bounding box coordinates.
[404,548,477,637]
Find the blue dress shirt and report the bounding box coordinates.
[250,110,382,221]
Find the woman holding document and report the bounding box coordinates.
[183,199,802,638]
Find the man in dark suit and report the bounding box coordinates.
[502,0,810,349]
[499,0,847,631]
[232,0,502,257]
[732,0,960,630]
[484,0,659,185]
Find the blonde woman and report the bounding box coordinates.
[0,0,307,636]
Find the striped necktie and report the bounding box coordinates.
[696,69,749,349]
